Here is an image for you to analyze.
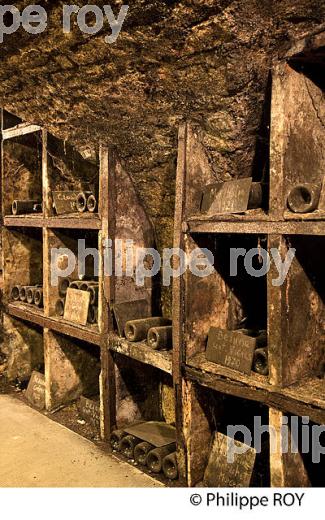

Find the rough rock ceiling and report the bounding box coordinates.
[0,0,324,313]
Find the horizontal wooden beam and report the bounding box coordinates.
[3,215,102,230]
[2,123,41,140]
[187,218,325,235]
[8,303,101,345]
[184,365,325,425]
[109,336,173,375]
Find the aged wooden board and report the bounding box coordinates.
[206,328,256,375]
[64,288,90,326]
[201,178,252,215]
[318,176,325,211]
[112,299,151,337]
[52,191,79,215]
[124,421,176,448]
[203,432,256,487]
[25,371,45,410]
[77,396,100,428]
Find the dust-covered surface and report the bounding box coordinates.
[0,1,324,314]
[0,383,176,485]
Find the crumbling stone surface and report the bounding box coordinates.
[0,0,324,314]
[1,315,44,382]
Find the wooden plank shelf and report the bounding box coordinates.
[186,218,325,235]
[4,214,101,230]
[46,214,101,230]
[186,352,269,391]
[8,303,101,345]
[184,355,325,425]
[284,210,325,221]
[47,316,101,346]
[4,215,45,228]
[8,302,45,328]
[188,209,270,222]
[2,123,41,140]
[109,335,173,375]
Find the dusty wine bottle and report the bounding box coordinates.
[287,183,320,213]
[55,298,65,317]
[26,287,38,304]
[87,305,98,324]
[147,444,176,473]
[34,288,43,308]
[119,435,142,459]
[69,281,84,290]
[11,285,21,301]
[58,278,70,297]
[87,285,99,305]
[12,200,42,215]
[147,326,173,350]
[253,348,268,375]
[162,451,178,480]
[110,429,127,451]
[19,286,30,302]
[125,317,171,342]
[134,442,154,465]
[87,194,97,213]
[76,191,93,213]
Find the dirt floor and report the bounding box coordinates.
[0,393,163,487]
[0,375,175,486]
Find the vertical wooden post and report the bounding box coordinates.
[269,63,286,220]
[172,123,188,484]
[99,143,116,442]
[42,129,50,218]
[269,408,310,487]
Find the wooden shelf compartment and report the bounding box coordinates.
[108,352,178,484]
[175,123,271,224]
[1,129,44,219]
[270,37,325,222]
[45,227,100,326]
[109,335,172,375]
[44,329,101,415]
[181,378,325,487]
[46,134,100,219]
[2,227,43,309]
[179,232,268,376]
[181,379,271,487]
[1,313,44,384]
[110,352,175,429]
[268,234,325,388]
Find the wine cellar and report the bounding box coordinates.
[0,26,325,487]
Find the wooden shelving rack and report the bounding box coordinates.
[173,28,325,487]
[0,109,172,469]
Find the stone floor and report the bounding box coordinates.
[0,395,162,487]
